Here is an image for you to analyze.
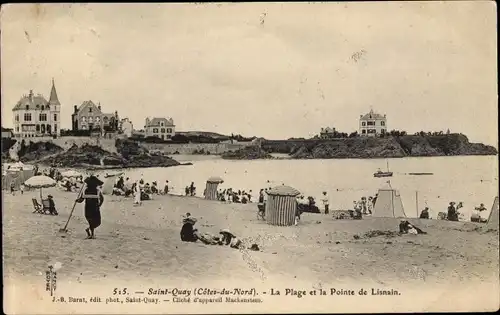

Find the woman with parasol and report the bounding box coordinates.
[76,174,105,239]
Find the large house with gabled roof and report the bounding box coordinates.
[71,100,119,134]
[359,109,387,136]
[144,117,175,140]
[12,79,62,138]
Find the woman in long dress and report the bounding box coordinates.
[76,175,104,239]
[134,181,142,205]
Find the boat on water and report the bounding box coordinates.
[374,170,393,178]
[374,160,393,178]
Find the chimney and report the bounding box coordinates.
[74,105,78,113]
[29,90,33,101]
[98,105,101,111]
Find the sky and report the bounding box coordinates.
[1,2,497,145]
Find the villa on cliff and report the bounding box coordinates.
[11,79,62,138]
[320,127,337,139]
[144,117,176,140]
[359,109,387,137]
[71,101,119,134]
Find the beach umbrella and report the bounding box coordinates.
[24,175,57,200]
[207,176,224,184]
[61,170,83,178]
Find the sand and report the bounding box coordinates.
[3,188,499,313]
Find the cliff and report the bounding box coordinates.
[261,134,497,159]
[221,146,273,160]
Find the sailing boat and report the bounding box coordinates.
[374,160,393,178]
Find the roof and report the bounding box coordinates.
[267,185,301,196]
[49,79,60,105]
[12,94,50,111]
[360,109,385,120]
[1,127,13,132]
[77,100,99,112]
[146,117,175,127]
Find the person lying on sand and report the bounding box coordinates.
[399,220,427,235]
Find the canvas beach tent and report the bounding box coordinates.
[372,187,407,218]
[101,172,124,195]
[486,196,499,230]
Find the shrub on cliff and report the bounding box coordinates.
[115,138,148,159]
[221,146,272,160]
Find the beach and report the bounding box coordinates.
[3,187,499,313]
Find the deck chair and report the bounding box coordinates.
[41,199,57,215]
[32,198,45,214]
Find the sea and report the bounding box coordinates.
[97,155,499,219]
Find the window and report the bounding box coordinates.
[361,122,366,126]
[161,122,164,126]
[40,124,45,133]
[153,128,159,133]
[54,125,57,133]
[24,113,32,121]
[367,121,375,126]
[167,134,172,139]
[36,125,40,132]
[47,125,51,134]
[362,130,366,134]
[96,117,100,123]
[54,114,57,121]
[89,107,93,113]
[39,113,47,121]
[161,128,166,133]
[161,135,165,140]
[15,115,19,122]
[89,117,93,123]
[167,128,172,133]
[36,105,40,109]
[381,121,385,126]
[41,105,45,110]
[25,105,29,110]
[368,129,376,133]
[381,129,386,134]
[82,116,87,122]
[15,126,19,132]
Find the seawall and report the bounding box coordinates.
[142,142,253,155]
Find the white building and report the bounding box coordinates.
[12,79,61,138]
[120,118,134,137]
[320,127,336,139]
[144,117,175,140]
[359,109,387,136]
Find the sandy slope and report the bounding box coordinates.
[3,188,499,313]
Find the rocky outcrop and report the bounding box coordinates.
[263,134,497,159]
[27,139,180,169]
[17,140,64,162]
[221,146,273,160]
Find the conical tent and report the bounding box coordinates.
[486,196,499,229]
[372,188,407,218]
[101,174,120,195]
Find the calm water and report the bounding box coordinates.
[101,155,498,219]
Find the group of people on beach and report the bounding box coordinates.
[216,188,253,203]
[180,213,259,251]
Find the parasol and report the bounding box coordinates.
[24,175,57,201]
[61,170,83,178]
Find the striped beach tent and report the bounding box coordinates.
[266,185,301,226]
[205,176,223,200]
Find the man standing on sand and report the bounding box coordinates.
[322,191,329,214]
[76,175,104,239]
